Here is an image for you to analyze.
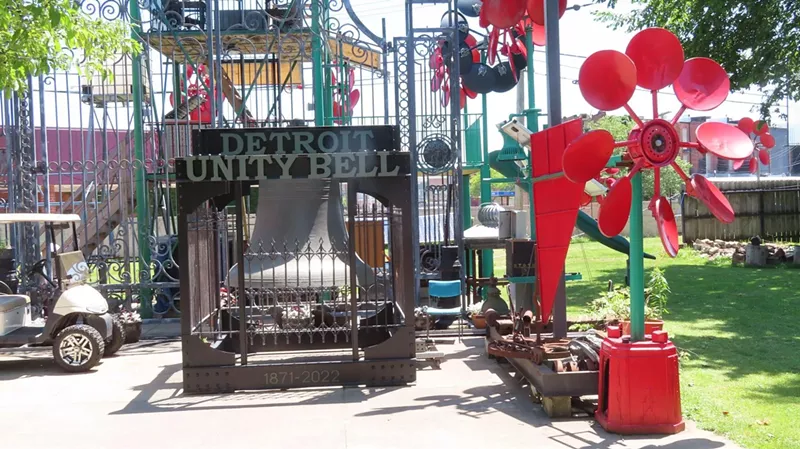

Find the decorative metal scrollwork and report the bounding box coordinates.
[417,134,456,174]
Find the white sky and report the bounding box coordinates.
[28,0,800,153]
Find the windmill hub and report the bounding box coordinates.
[632,119,679,167]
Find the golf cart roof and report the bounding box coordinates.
[0,213,82,224]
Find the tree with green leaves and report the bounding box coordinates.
[593,0,799,120]
[587,115,637,142]
[0,0,139,94]
[469,168,515,198]
[587,115,692,200]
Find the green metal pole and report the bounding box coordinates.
[462,105,474,279]
[173,63,182,106]
[129,0,152,318]
[525,27,538,240]
[629,172,645,341]
[461,174,472,230]
[525,28,538,133]
[311,0,325,126]
[462,104,473,231]
[480,86,493,278]
[322,4,334,125]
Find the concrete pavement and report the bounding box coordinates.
[0,337,740,449]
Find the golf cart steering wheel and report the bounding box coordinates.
[28,259,57,288]
[28,259,47,277]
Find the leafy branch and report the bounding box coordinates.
[0,0,141,94]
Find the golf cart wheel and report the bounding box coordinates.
[52,324,105,373]
[103,315,126,357]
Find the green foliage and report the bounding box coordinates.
[645,266,670,318]
[0,0,140,94]
[642,157,692,200]
[589,267,671,321]
[568,322,595,332]
[469,168,515,198]
[586,115,693,200]
[592,0,799,121]
[588,284,631,321]
[587,115,636,142]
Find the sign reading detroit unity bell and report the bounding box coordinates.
[175,125,411,182]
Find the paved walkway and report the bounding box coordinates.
[0,337,740,449]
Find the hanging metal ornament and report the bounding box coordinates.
[430,31,481,109]
[461,62,498,94]
[457,0,482,17]
[471,1,570,97]
[442,39,478,74]
[562,27,753,257]
[440,11,471,41]
[492,61,518,93]
[510,49,528,75]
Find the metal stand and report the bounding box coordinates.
[177,127,418,394]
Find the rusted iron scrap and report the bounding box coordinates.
[486,306,600,370]
[487,333,538,360]
[487,331,575,364]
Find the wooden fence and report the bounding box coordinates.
[682,178,800,242]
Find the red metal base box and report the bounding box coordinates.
[595,327,685,435]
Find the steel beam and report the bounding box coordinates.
[183,359,417,393]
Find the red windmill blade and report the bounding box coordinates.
[733,117,774,173]
[526,0,567,26]
[480,0,527,65]
[562,27,753,258]
[332,65,360,123]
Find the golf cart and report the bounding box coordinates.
[0,213,125,372]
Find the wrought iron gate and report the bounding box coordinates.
[0,0,394,318]
[0,0,470,317]
[395,1,466,290]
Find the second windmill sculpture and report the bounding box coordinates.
[562,27,754,257]
[733,118,776,173]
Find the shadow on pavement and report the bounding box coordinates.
[0,340,178,381]
[639,439,725,449]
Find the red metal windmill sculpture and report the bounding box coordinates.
[562,28,754,257]
[733,118,776,172]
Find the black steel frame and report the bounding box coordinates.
[177,169,417,393]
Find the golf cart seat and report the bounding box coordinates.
[0,295,30,313]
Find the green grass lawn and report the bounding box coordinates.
[494,237,800,449]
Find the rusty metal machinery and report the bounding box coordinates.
[176,125,418,394]
[486,306,603,374]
